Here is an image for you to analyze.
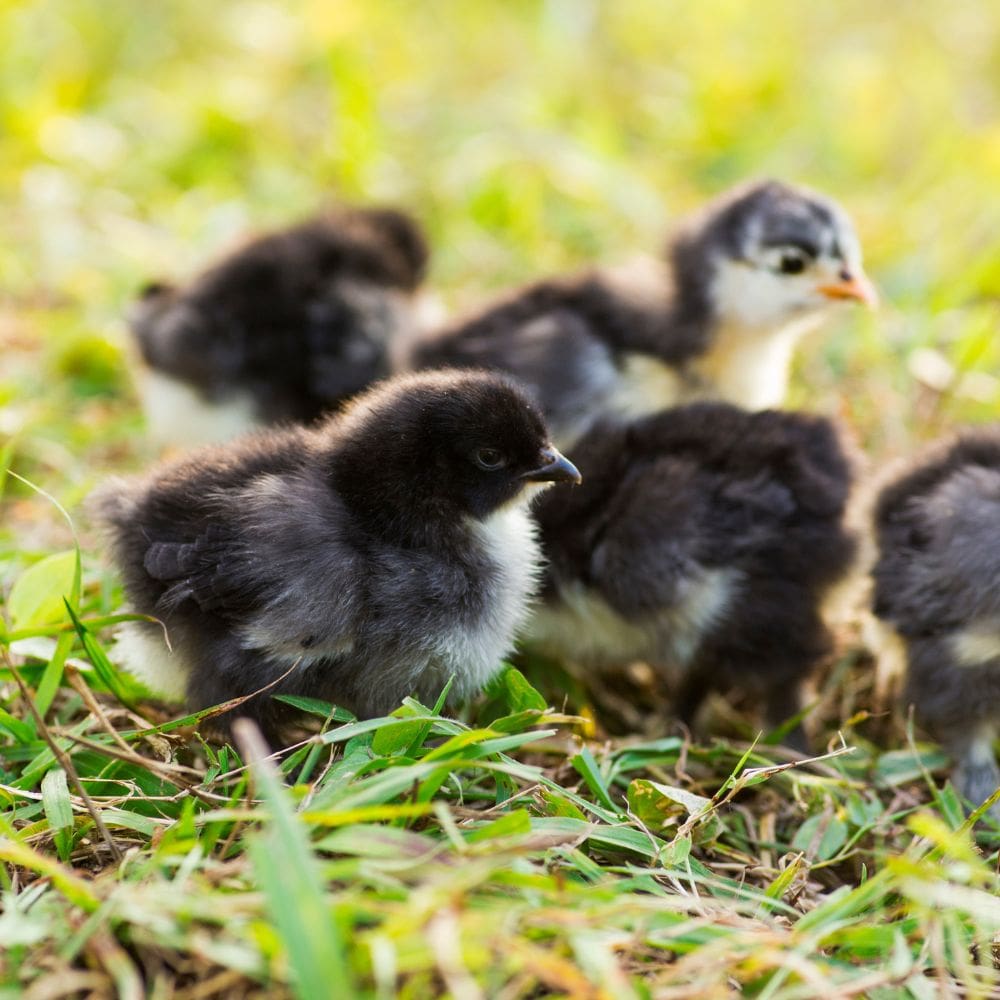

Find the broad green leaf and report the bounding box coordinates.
[660,834,692,866]
[40,768,74,862]
[273,694,353,721]
[791,814,849,862]
[538,788,587,821]
[490,665,547,713]
[7,551,77,631]
[627,779,712,829]
[875,748,949,786]
[40,768,72,831]
[372,712,431,757]
[0,708,33,744]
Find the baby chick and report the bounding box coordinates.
[872,430,1000,817]
[526,403,857,746]
[93,370,580,745]
[131,206,429,446]
[407,180,874,448]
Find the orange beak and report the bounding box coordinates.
[817,272,878,308]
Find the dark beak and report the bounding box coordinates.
[522,446,582,485]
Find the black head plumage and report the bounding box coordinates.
[328,370,580,533]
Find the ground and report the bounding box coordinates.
[3,1,1000,997]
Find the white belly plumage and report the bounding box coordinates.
[434,500,545,698]
[526,567,741,670]
[140,371,261,448]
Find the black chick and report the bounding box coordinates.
[93,370,580,746]
[406,179,874,448]
[526,403,857,747]
[131,205,430,446]
[872,430,1000,818]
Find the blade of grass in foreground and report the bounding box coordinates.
[4,472,83,717]
[234,720,357,999]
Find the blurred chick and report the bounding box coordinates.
[131,206,430,447]
[406,180,875,448]
[93,370,580,746]
[527,403,857,747]
[872,431,1000,817]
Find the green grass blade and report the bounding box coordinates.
[40,767,74,862]
[63,599,135,708]
[235,721,356,999]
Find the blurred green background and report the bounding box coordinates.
[2,0,999,531]
[2,7,1000,988]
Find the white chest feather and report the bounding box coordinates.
[140,370,261,448]
[434,501,544,697]
[689,323,804,411]
[607,321,808,419]
[526,582,654,667]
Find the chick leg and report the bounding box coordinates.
[950,725,1000,823]
[763,683,808,755]
[674,668,710,734]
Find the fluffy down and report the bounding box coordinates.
[131,206,430,443]
[92,370,576,747]
[873,430,1000,818]
[406,179,871,448]
[528,402,857,747]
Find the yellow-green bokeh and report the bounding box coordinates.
[2,0,999,458]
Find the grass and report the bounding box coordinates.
[3,1,1000,996]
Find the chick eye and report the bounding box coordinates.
[473,447,507,471]
[778,250,807,275]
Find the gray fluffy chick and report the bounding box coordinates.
[131,205,430,447]
[873,430,1000,819]
[529,402,857,749]
[92,370,580,747]
[406,179,875,449]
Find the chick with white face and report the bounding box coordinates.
[627,180,877,416]
[406,179,875,451]
[698,224,876,411]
